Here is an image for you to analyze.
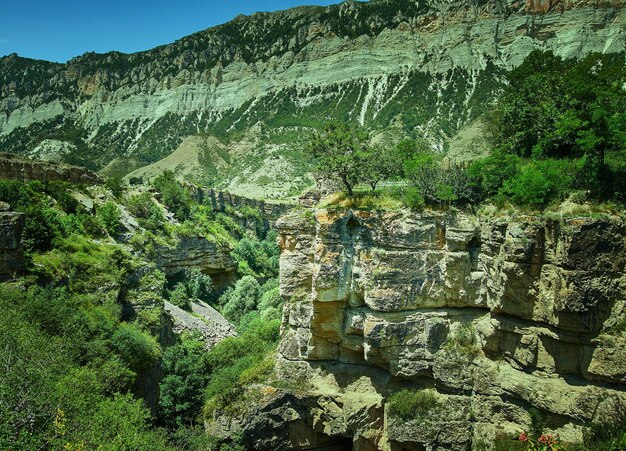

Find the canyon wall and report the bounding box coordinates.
[228,208,625,450]
[0,152,103,184]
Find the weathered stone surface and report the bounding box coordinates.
[164,300,236,350]
[264,208,626,449]
[0,210,25,277]
[0,152,103,184]
[155,236,237,288]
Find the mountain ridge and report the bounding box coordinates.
[1,0,624,197]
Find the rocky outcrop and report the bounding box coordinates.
[190,186,293,223]
[0,152,103,184]
[164,300,236,350]
[244,208,626,450]
[0,204,25,278]
[155,236,237,288]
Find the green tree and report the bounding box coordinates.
[403,151,442,204]
[222,275,261,324]
[153,170,193,220]
[186,269,214,302]
[467,151,520,200]
[169,282,192,310]
[158,337,209,427]
[97,201,121,236]
[489,50,626,200]
[307,122,369,196]
[361,144,400,191]
[105,176,126,199]
[110,323,161,373]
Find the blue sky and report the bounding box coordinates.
[0,0,341,63]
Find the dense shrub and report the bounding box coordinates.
[0,285,167,450]
[169,282,192,310]
[153,170,193,221]
[500,160,573,207]
[159,337,210,428]
[97,201,122,236]
[203,317,280,417]
[388,389,440,423]
[126,192,167,232]
[105,176,126,198]
[232,234,280,279]
[110,323,161,373]
[221,275,261,324]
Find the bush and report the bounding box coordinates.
[110,323,161,373]
[126,192,166,232]
[222,276,261,324]
[81,214,107,238]
[186,269,214,302]
[203,317,280,417]
[402,186,425,211]
[467,152,520,200]
[169,282,192,311]
[159,337,210,427]
[153,170,192,221]
[105,176,126,198]
[388,389,440,423]
[232,236,279,279]
[404,152,442,204]
[500,160,573,207]
[97,202,121,236]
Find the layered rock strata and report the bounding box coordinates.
[155,236,237,289]
[0,204,25,278]
[0,152,103,184]
[253,208,626,450]
[1,0,624,186]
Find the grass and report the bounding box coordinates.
[387,389,440,423]
[318,186,407,211]
[444,323,481,358]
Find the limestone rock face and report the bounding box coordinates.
[0,209,25,277]
[267,208,626,450]
[164,300,236,350]
[0,152,103,184]
[155,236,237,289]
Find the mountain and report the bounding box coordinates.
[1,0,625,197]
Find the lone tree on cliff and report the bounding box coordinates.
[307,122,369,197]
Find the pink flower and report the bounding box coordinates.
[538,434,556,445]
[518,432,529,442]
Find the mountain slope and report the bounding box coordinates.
[1,0,625,196]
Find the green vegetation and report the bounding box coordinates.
[153,170,193,221]
[443,324,481,358]
[167,269,214,311]
[0,284,168,450]
[309,51,624,212]
[387,389,440,423]
[0,173,284,448]
[203,317,280,417]
[479,50,625,207]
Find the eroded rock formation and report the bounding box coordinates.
[0,152,103,184]
[0,203,25,278]
[228,208,625,450]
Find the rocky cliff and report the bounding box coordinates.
[220,207,625,450]
[0,203,25,278]
[0,152,103,184]
[1,0,624,194]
